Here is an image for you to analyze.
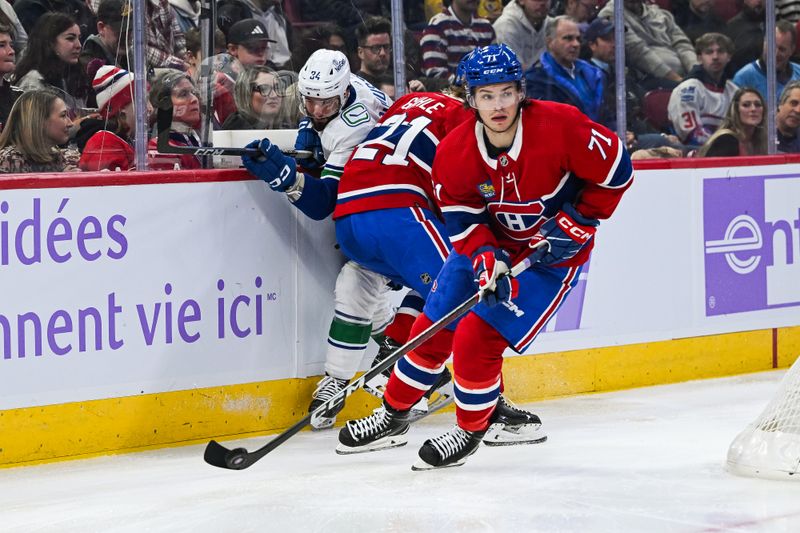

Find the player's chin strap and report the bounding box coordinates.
[202,239,548,471]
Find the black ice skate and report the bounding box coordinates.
[308,374,349,430]
[336,401,410,455]
[407,366,454,423]
[364,338,454,422]
[363,337,402,398]
[484,394,547,446]
[412,425,486,471]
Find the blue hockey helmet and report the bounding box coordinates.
[453,50,475,87]
[461,44,523,91]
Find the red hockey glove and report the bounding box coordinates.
[472,248,518,307]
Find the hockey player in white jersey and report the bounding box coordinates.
[668,33,738,147]
[242,50,447,429]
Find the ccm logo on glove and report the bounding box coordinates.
[556,214,594,243]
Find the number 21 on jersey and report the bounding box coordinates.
[352,113,433,167]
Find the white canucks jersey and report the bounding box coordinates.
[320,75,392,181]
[668,78,738,146]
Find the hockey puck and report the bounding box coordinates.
[227,448,249,468]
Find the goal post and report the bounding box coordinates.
[727,356,800,480]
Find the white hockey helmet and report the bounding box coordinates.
[298,49,351,114]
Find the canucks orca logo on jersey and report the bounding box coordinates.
[487,200,545,240]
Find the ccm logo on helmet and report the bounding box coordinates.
[556,215,593,242]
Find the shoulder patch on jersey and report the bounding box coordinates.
[477,180,496,198]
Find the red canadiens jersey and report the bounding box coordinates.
[433,100,634,266]
[332,92,473,219]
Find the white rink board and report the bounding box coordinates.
[1,162,799,409]
[0,180,343,410]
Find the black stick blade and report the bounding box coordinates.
[204,440,254,470]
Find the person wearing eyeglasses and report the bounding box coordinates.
[221,66,297,130]
[147,69,203,170]
[697,87,767,157]
[354,17,426,94]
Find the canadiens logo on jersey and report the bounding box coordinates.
[478,180,496,198]
[487,200,545,241]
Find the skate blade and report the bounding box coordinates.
[363,383,386,399]
[310,416,336,431]
[411,457,467,471]
[483,424,547,446]
[335,434,408,455]
[363,374,389,398]
[406,393,454,423]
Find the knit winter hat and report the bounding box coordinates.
[93,65,134,117]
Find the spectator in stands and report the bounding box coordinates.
[354,16,425,92]
[168,0,199,39]
[77,65,152,171]
[697,87,767,156]
[776,80,800,152]
[14,13,95,114]
[725,0,764,72]
[290,24,350,72]
[374,73,396,99]
[733,20,800,101]
[562,0,598,34]
[420,0,495,80]
[146,0,186,70]
[598,0,696,89]
[261,0,291,70]
[216,0,291,70]
[0,0,27,55]
[226,19,274,69]
[221,66,296,130]
[14,0,96,45]
[147,69,201,169]
[668,32,738,147]
[673,0,726,44]
[525,15,605,122]
[0,24,21,132]
[777,0,800,23]
[0,89,80,172]
[80,0,129,73]
[184,27,226,80]
[493,0,552,71]
[584,18,686,153]
[354,17,392,86]
[298,0,388,39]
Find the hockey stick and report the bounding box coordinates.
[203,242,546,470]
[155,106,312,158]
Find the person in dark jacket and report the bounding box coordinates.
[0,24,21,132]
[79,0,130,73]
[525,15,605,122]
[724,0,765,72]
[13,0,95,44]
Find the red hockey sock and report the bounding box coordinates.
[383,311,415,344]
[384,313,454,410]
[452,313,508,432]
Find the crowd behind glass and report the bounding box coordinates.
[0,0,798,173]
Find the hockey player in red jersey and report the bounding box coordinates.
[334,82,547,440]
[337,44,634,469]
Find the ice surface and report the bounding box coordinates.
[2,371,800,533]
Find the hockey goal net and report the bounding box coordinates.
[727,356,800,480]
